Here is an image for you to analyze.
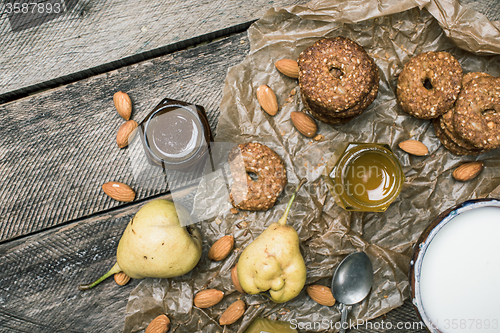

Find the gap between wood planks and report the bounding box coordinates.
[0,20,255,106]
[0,182,197,246]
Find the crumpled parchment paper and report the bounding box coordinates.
[123,0,500,332]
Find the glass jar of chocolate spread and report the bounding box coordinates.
[139,98,213,170]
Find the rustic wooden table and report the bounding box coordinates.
[0,0,499,332]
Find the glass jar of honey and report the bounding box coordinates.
[325,142,404,212]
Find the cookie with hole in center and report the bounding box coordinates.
[298,37,377,114]
[228,142,287,211]
[298,36,379,125]
[453,76,500,150]
[397,51,462,119]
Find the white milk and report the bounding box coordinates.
[420,206,500,333]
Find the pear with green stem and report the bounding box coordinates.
[79,199,202,290]
[237,178,307,303]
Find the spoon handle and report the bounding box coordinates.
[338,303,352,333]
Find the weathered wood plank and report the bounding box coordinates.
[0,31,250,242]
[461,0,500,20]
[0,0,305,101]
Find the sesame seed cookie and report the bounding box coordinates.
[303,61,379,120]
[298,36,378,124]
[228,142,287,211]
[438,116,478,150]
[441,72,492,133]
[303,98,356,125]
[453,76,500,150]
[433,119,485,156]
[397,51,462,119]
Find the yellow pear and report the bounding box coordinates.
[79,199,202,290]
[237,179,307,303]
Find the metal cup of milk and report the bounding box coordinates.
[410,198,500,333]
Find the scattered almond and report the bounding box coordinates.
[256,85,279,116]
[398,139,428,156]
[116,120,138,148]
[113,91,132,120]
[275,59,299,79]
[230,208,239,215]
[145,314,170,333]
[290,111,318,138]
[194,289,224,308]
[102,181,136,202]
[231,264,245,294]
[452,161,484,182]
[306,285,336,306]
[313,134,324,141]
[219,300,246,326]
[114,272,131,286]
[208,235,234,261]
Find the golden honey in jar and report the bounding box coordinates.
[325,143,404,212]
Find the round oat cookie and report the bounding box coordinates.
[303,60,379,120]
[438,116,477,150]
[298,36,377,113]
[306,104,356,125]
[397,51,462,119]
[454,76,500,150]
[303,76,378,120]
[228,142,287,211]
[433,119,485,156]
[441,108,455,133]
[302,96,356,125]
[441,72,492,133]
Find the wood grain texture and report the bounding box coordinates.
[0,0,305,100]
[461,0,500,21]
[0,31,250,242]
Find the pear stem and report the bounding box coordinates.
[79,262,122,291]
[278,178,307,226]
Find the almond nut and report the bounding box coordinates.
[256,85,279,116]
[219,299,246,326]
[452,161,484,182]
[113,91,132,120]
[145,314,170,333]
[398,139,428,156]
[194,289,224,308]
[306,285,336,306]
[102,181,136,202]
[275,59,299,79]
[114,272,131,286]
[313,134,324,141]
[231,264,245,294]
[290,111,318,138]
[208,235,234,261]
[116,120,138,148]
